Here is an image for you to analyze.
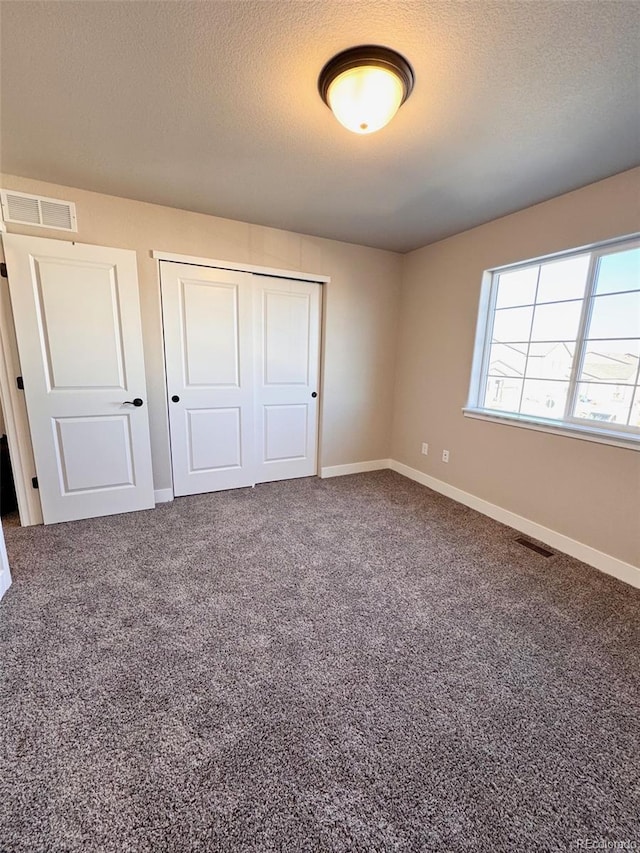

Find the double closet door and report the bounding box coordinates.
[160,262,321,497]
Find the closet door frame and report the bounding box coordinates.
[153,251,329,498]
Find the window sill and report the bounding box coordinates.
[463,408,640,451]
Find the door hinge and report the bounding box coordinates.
[32,476,38,490]
[0,263,7,278]
[16,376,24,390]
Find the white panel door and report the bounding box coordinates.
[160,262,255,496]
[254,276,320,483]
[2,234,154,524]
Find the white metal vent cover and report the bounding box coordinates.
[0,190,77,231]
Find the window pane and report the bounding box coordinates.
[520,379,569,418]
[483,377,522,412]
[525,342,575,380]
[475,237,640,440]
[487,343,527,377]
[580,339,640,385]
[530,300,582,342]
[629,387,640,428]
[594,248,640,295]
[492,306,533,342]
[573,382,634,425]
[587,292,640,339]
[495,267,538,308]
[536,254,590,303]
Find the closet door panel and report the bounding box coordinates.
[161,262,254,496]
[254,277,321,483]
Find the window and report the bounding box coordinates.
[466,235,640,448]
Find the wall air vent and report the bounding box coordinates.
[0,190,77,232]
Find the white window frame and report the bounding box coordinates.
[465,233,640,451]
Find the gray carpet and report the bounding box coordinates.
[0,471,638,853]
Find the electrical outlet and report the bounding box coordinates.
[421,442,429,455]
[442,450,450,463]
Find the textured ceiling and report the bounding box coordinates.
[1,1,639,252]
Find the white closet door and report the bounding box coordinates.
[2,234,154,524]
[161,262,255,496]
[253,276,320,483]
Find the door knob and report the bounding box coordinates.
[311,392,318,398]
[171,395,180,403]
[123,398,144,407]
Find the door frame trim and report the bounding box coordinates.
[151,250,330,284]
[0,319,41,526]
[0,251,42,526]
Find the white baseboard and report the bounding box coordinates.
[160,458,637,587]
[320,459,391,479]
[0,569,12,602]
[388,460,640,589]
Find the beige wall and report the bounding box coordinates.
[2,169,638,566]
[0,174,403,490]
[392,167,640,567]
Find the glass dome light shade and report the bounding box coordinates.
[327,65,405,134]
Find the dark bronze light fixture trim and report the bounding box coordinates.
[318,45,415,108]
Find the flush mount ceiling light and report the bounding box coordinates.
[318,45,414,135]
